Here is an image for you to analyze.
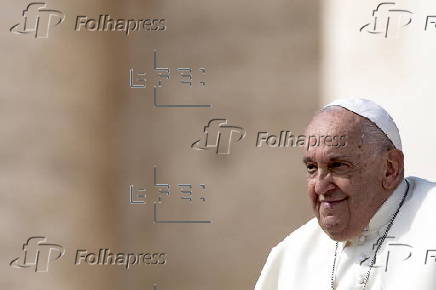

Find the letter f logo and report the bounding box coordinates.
[10,2,65,38]
[191,119,246,155]
[10,236,65,272]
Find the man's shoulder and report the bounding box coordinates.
[408,176,436,191]
[406,176,436,217]
[397,176,436,240]
[407,176,436,205]
[406,176,436,190]
[271,218,326,254]
[256,219,333,289]
[260,218,331,277]
[284,217,320,240]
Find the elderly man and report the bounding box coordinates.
[255,98,436,290]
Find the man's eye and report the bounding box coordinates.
[306,164,317,173]
[330,162,345,169]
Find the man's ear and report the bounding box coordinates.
[382,149,404,190]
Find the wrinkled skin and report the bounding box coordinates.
[303,108,404,241]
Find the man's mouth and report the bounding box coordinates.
[319,194,348,208]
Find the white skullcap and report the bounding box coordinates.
[323,98,402,150]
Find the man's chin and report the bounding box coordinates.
[324,231,349,242]
[318,217,349,241]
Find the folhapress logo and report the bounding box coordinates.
[10,236,65,272]
[10,2,65,38]
[191,119,246,155]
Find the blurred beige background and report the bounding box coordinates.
[3,0,434,290]
[1,0,318,290]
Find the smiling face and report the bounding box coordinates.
[303,108,395,241]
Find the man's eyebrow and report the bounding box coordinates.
[302,155,353,164]
[329,155,353,160]
[302,157,313,164]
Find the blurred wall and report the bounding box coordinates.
[1,1,124,290]
[1,1,320,290]
[322,0,436,181]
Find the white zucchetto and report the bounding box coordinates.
[323,98,402,150]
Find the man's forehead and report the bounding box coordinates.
[306,107,361,132]
[305,109,365,149]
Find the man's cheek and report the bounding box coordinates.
[308,192,318,207]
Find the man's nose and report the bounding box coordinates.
[314,171,336,196]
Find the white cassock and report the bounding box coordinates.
[255,176,436,290]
